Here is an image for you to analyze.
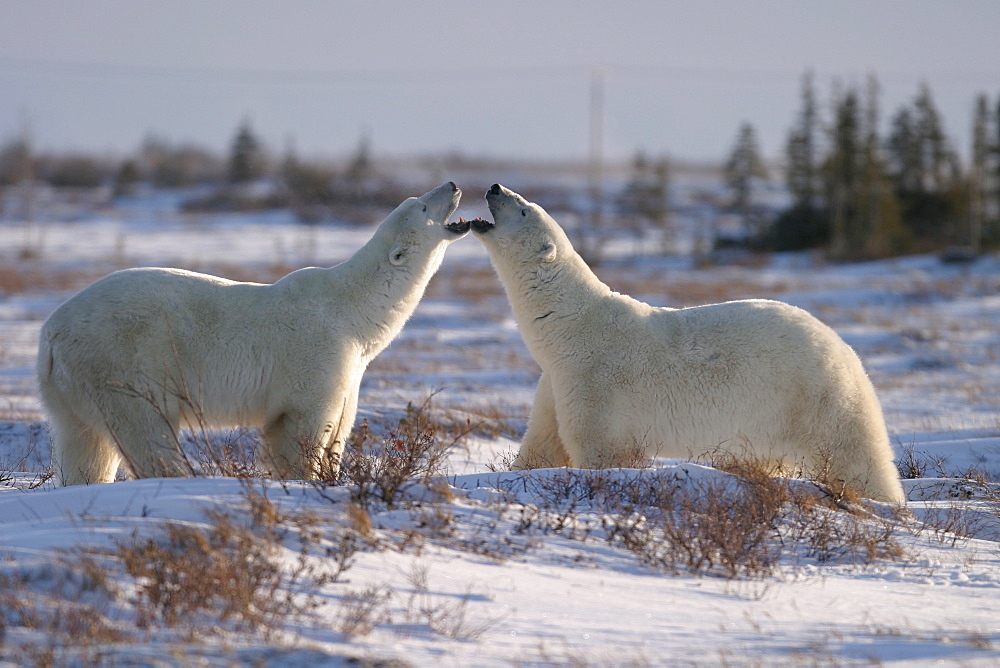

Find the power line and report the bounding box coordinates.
[0,57,578,85]
[3,57,996,88]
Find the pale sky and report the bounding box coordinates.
[2,0,999,164]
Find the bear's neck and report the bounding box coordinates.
[499,253,613,360]
[333,241,445,359]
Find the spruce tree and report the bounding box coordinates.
[228,120,264,184]
[825,88,864,258]
[724,122,768,241]
[770,71,828,251]
[785,71,820,208]
[619,151,671,252]
[886,84,962,243]
[970,93,991,249]
[859,75,905,257]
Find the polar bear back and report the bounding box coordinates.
[558,296,885,465]
[40,267,352,427]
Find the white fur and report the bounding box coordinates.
[39,182,465,485]
[474,184,904,503]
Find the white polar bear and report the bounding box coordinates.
[38,182,467,485]
[471,184,904,503]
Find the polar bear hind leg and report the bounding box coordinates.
[786,386,904,503]
[40,377,121,485]
[99,393,191,480]
[50,410,121,486]
[809,422,903,504]
[513,373,569,469]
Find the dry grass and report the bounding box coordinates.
[0,475,389,661]
[116,485,347,638]
[425,264,506,304]
[0,551,128,664]
[321,396,471,509]
[490,456,908,580]
[595,264,792,308]
[0,264,112,295]
[2,397,991,663]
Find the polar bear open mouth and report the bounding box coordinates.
[469,217,495,234]
[445,217,472,235]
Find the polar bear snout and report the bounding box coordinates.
[470,217,495,234]
[420,181,462,223]
[445,217,472,235]
[484,183,522,225]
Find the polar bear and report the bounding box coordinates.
[472,184,904,503]
[38,182,468,485]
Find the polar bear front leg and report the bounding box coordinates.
[555,385,641,470]
[262,371,361,481]
[512,372,569,469]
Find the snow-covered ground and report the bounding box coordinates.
[1,196,999,665]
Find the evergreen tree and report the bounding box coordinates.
[345,133,373,185]
[785,71,820,208]
[724,122,768,240]
[858,76,906,257]
[970,93,991,249]
[825,88,864,258]
[769,71,828,251]
[228,120,264,184]
[618,151,671,251]
[992,93,1000,243]
[886,84,962,243]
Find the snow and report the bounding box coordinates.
[1,195,999,665]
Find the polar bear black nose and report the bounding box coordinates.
[448,181,457,191]
[489,184,502,195]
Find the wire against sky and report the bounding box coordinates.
[5,57,997,87]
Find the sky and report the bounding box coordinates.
[2,0,999,165]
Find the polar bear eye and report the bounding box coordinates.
[521,208,527,217]
[422,205,428,213]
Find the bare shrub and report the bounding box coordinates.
[914,503,991,547]
[0,424,54,489]
[116,486,340,638]
[496,459,907,580]
[603,472,785,579]
[896,442,950,479]
[326,396,464,509]
[338,586,392,638]
[402,563,499,641]
[0,552,128,662]
[103,374,273,482]
[184,427,268,479]
[484,448,520,472]
[781,492,905,565]
[120,513,285,633]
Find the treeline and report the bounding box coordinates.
[3,75,999,258]
[732,73,1000,258]
[0,120,409,219]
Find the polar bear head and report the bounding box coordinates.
[375,181,467,271]
[472,183,585,283]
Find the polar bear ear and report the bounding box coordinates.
[389,242,407,266]
[538,242,557,263]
